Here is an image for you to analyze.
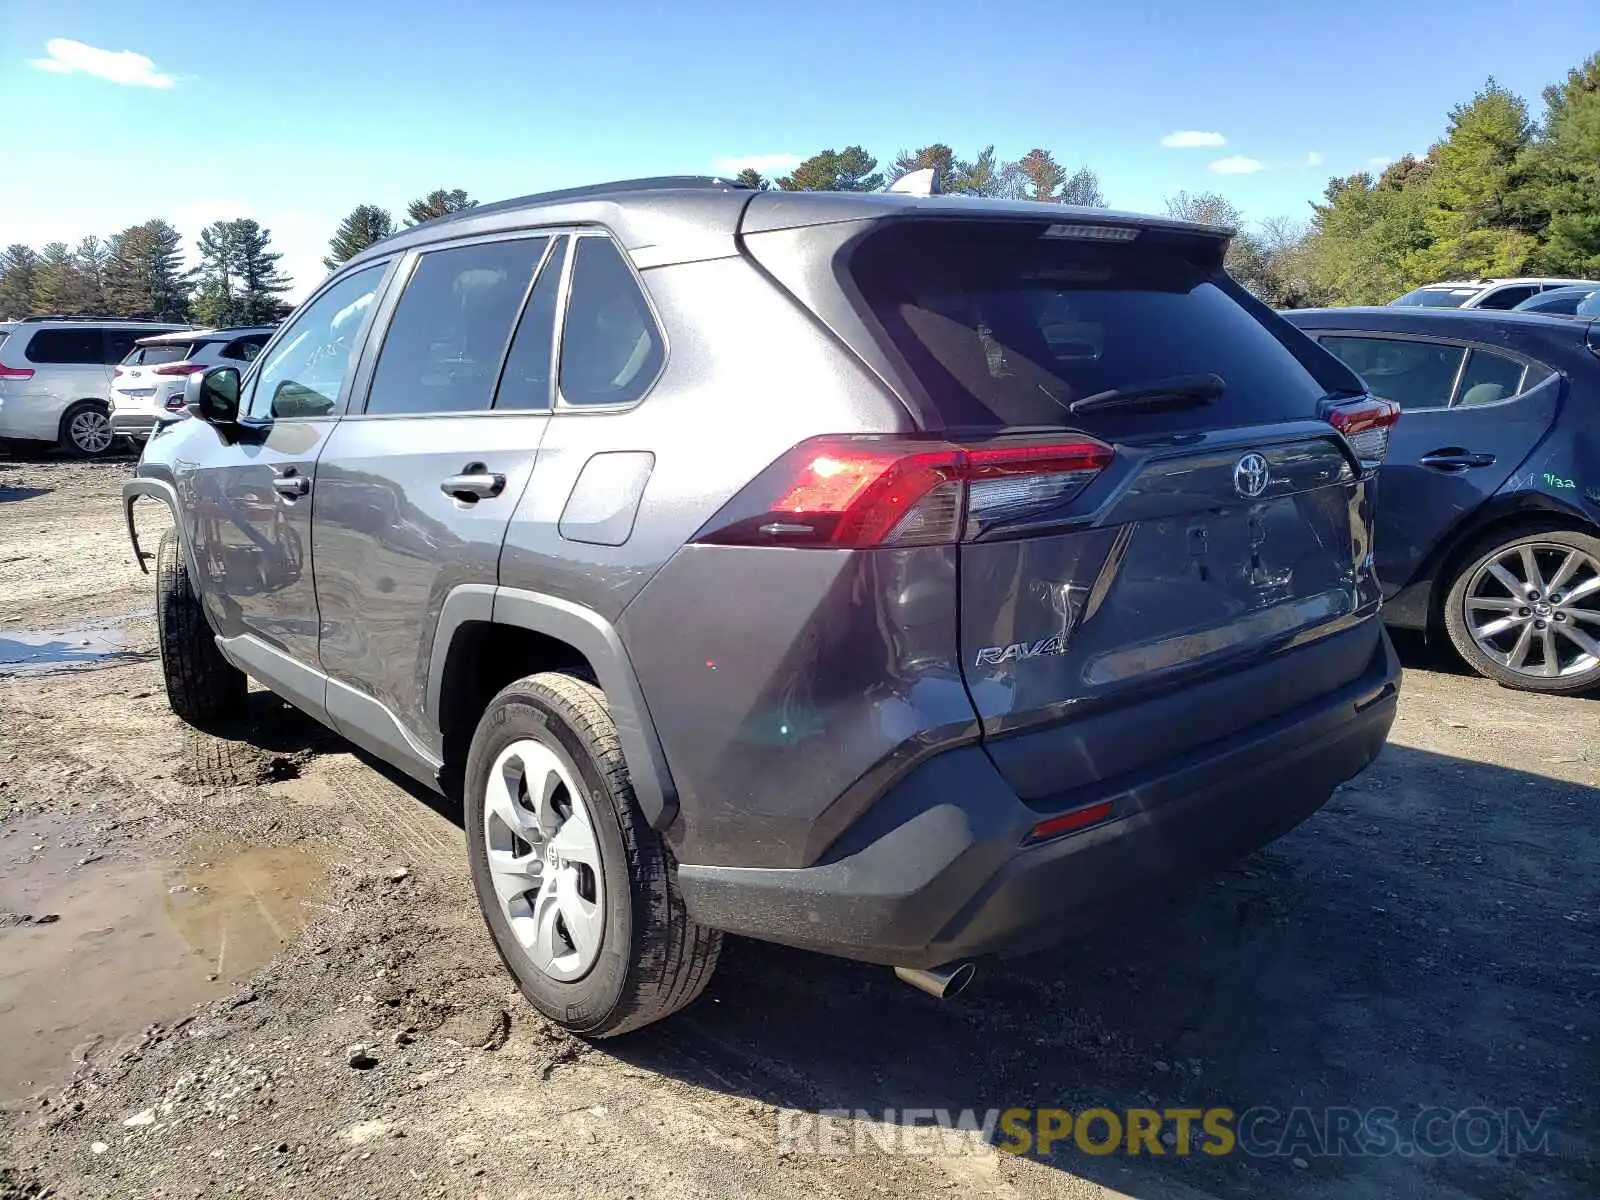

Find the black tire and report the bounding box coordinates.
[156,529,247,726]
[1441,523,1600,695]
[464,672,721,1037]
[57,400,116,458]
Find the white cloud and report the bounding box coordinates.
[711,153,801,177]
[28,37,176,88]
[1304,151,1325,168]
[1367,155,1394,169]
[1208,155,1266,175]
[1161,130,1227,149]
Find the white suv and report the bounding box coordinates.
[108,327,275,443]
[0,318,185,456]
[1389,277,1598,310]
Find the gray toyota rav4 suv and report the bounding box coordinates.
[124,177,1401,1036]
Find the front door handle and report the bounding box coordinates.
[272,470,311,498]
[440,466,506,502]
[1419,450,1497,472]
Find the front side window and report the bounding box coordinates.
[246,265,386,420]
[558,236,665,407]
[364,237,548,416]
[1318,335,1465,411]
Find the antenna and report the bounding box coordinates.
[888,166,943,196]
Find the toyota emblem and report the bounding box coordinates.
[1233,453,1270,499]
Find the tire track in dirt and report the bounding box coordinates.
[320,758,463,870]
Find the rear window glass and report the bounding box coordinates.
[125,342,199,365]
[848,221,1330,433]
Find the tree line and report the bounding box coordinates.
[5,51,1595,324]
[0,189,480,325]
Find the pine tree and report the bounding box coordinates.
[890,144,955,185]
[777,147,883,192]
[33,243,87,314]
[104,220,190,321]
[1058,166,1106,207]
[192,221,236,328]
[405,189,476,226]
[194,219,292,327]
[733,168,770,190]
[1016,149,1066,201]
[74,236,109,313]
[0,245,40,317]
[325,205,395,270]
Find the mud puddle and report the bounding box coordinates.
[0,833,332,1102]
[0,612,150,677]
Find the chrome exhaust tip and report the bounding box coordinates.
[894,962,976,1000]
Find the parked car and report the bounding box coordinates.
[1390,278,1597,311]
[1511,285,1598,317]
[108,327,276,443]
[1283,306,1600,694]
[0,317,186,455]
[126,177,1400,1035]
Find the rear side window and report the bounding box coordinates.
[848,221,1329,432]
[495,237,568,411]
[1318,336,1464,411]
[1454,349,1526,407]
[1476,286,1538,311]
[365,237,548,416]
[220,335,268,362]
[558,236,664,407]
[126,342,199,366]
[25,328,103,364]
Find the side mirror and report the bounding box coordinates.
[186,366,241,425]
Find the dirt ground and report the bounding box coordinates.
[0,451,1595,1200]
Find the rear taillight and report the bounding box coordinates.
[164,395,188,411]
[113,366,127,377]
[693,435,1113,548]
[152,362,207,377]
[0,363,34,380]
[1323,396,1400,470]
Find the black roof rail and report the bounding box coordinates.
[429,176,753,225]
[22,314,184,324]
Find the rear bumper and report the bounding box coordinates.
[678,627,1400,968]
[109,411,160,438]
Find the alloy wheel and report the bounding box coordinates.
[1463,542,1600,679]
[481,738,605,982]
[69,409,114,455]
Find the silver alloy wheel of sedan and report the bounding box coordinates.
[1464,542,1600,678]
[481,738,606,982]
[68,407,114,455]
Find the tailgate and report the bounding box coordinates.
[837,214,1384,795]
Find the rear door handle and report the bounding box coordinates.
[272,470,311,498]
[440,467,506,501]
[1419,450,1496,472]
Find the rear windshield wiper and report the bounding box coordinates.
[1067,373,1226,415]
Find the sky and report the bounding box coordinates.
[3,0,1598,302]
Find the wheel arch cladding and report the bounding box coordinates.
[428,585,677,830]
